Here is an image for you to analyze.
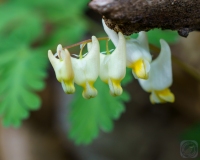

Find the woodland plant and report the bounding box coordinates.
[1,0,185,145]
[48,19,177,144]
[49,19,175,103]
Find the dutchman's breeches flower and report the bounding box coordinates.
[102,19,152,80]
[100,32,126,96]
[48,45,75,94]
[126,32,152,79]
[48,20,176,102]
[138,39,175,104]
[71,36,100,99]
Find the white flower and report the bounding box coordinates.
[138,39,175,104]
[100,32,126,96]
[126,32,152,79]
[48,44,75,94]
[71,36,100,99]
[102,19,152,79]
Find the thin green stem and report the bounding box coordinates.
[106,39,110,55]
[79,43,86,59]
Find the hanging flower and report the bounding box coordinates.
[99,32,126,96]
[138,39,175,104]
[71,36,100,99]
[48,44,75,94]
[126,32,152,79]
[102,19,152,80]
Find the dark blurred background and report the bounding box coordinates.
[0,0,200,160]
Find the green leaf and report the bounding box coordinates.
[130,29,179,46]
[147,29,179,46]
[46,18,87,47]
[0,46,48,127]
[0,3,43,45]
[12,0,89,22]
[68,78,130,145]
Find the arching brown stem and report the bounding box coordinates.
[89,0,200,37]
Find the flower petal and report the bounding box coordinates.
[108,78,123,96]
[72,36,100,85]
[139,39,172,91]
[48,50,60,69]
[57,44,64,59]
[82,81,97,99]
[108,32,126,81]
[71,58,86,85]
[48,46,75,94]
[61,80,75,94]
[87,42,92,52]
[71,36,100,98]
[84,36,100,81]
[125,32,152,79]
[63,49,74,80]
[136,31,150,52]
[150,91,163,104]
[150,88,175,104]
[126,41,144,66]
[102,19,118,46]
[131,59,150,79]
[100,53,109,83]
[138,78,151,92]
[99,32,126,96]
[155,88,175,103]
[149,39,172,90]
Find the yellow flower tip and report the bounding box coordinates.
[61,81,75,94]
[131,59,150,79]
[149,96,155,104]
[150,88,175,104]
[82,82,97,99]
[48,46,75,95]
[156,88,175,103]
[108,79,123,96]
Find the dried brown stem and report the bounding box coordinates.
[89,0,200,37]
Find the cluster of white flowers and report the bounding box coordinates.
[48,19,175,103]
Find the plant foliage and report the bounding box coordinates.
[0,0,88,127]
[69,70,132,144]
[68,29,179,144]
[0,0,179,145]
